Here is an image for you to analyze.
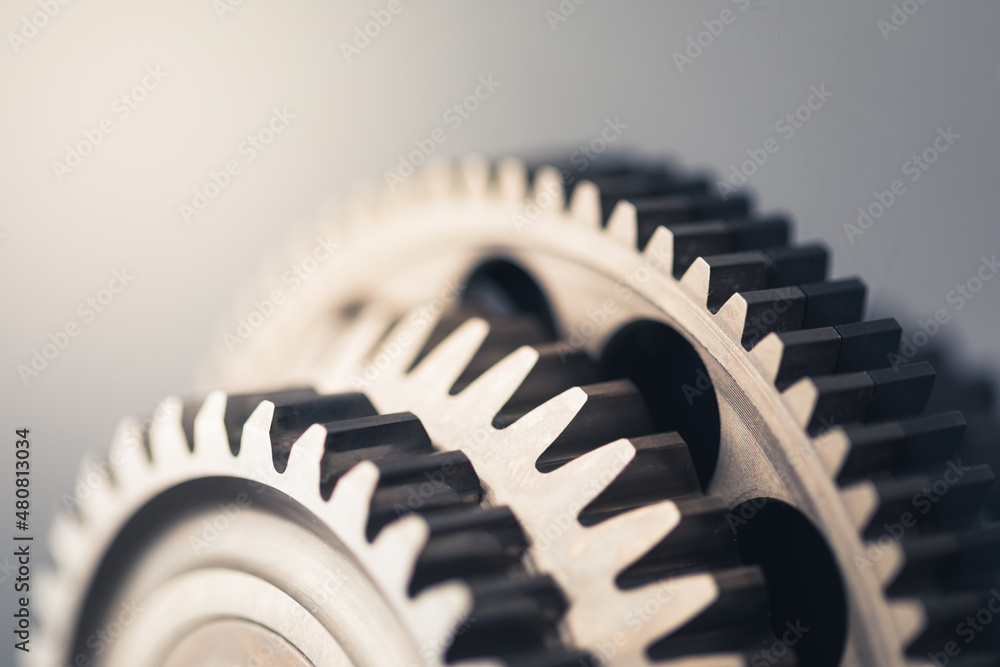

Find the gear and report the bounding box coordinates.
[42,156,1000,666]
[35,390,583,666]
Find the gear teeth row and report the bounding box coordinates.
[182,390,588,665]
[750,318,903,389]
[356,308,795,665]
[40,389,495,667]
[205,155,1000,665]
[471,157,1000,664]
[782,361,937,435]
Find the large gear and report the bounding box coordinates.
[41,156,1000,666]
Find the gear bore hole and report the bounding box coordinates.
[460,258,557,340]
[598,320,720,489]
[732,498,846,667]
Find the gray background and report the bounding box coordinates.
[1,0,999,660]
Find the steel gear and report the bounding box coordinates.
[42,156,1000,667]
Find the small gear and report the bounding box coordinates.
[35,390,578,666]
[42,156,1000,667]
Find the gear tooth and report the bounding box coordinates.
[652,657,745,667]
[372,303,451,385]
[346,180,380,234]
[570,573,718,662]
[409,580,476,661]
[643,224,676,269]
[679,257,713,306]
[533,166,566,213]
[73,454,113,523]
[484,386,588,475]
[683,252,771,313]
[832,318,903,373]
[580,501,683,577]
[629,197,753,259]
[713,291,752,344]
[282,423,327,490]
[581,434,701,523]
[542,438,637,510]
[193,390,231,460]
[748,332,785,382]
[812,428,851,478]
[238,400,276,465]
[750,328,843,389]
[871,539,906,587]
[108,417,148,485]
[326,460,380,540]
[605,200,639,249]
[460,154,490,199]
[569,179,602,229]
[47,512,86,571]
[887,598,927,649]
[408,318,492,397]
[799,278,867,328]
[718,286,807,351]
[317,303,399,393]
[835,412,966,483]
[148,396,189,464]
[37,568,67,627]
[888,527,1000,596]
[781,372,875,434]
[866,362,936,422]
[27,633,58,667]
[780,377,821,429]
[498,157,528,203]
[371,513,430,591]
[839,480,880,532]
[451,346,543,432]
[419,155,455,200]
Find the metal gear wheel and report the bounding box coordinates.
[41,156,1000,667]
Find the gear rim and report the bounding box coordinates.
[215,156,986,665]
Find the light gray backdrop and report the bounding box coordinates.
[2,0,999,661]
